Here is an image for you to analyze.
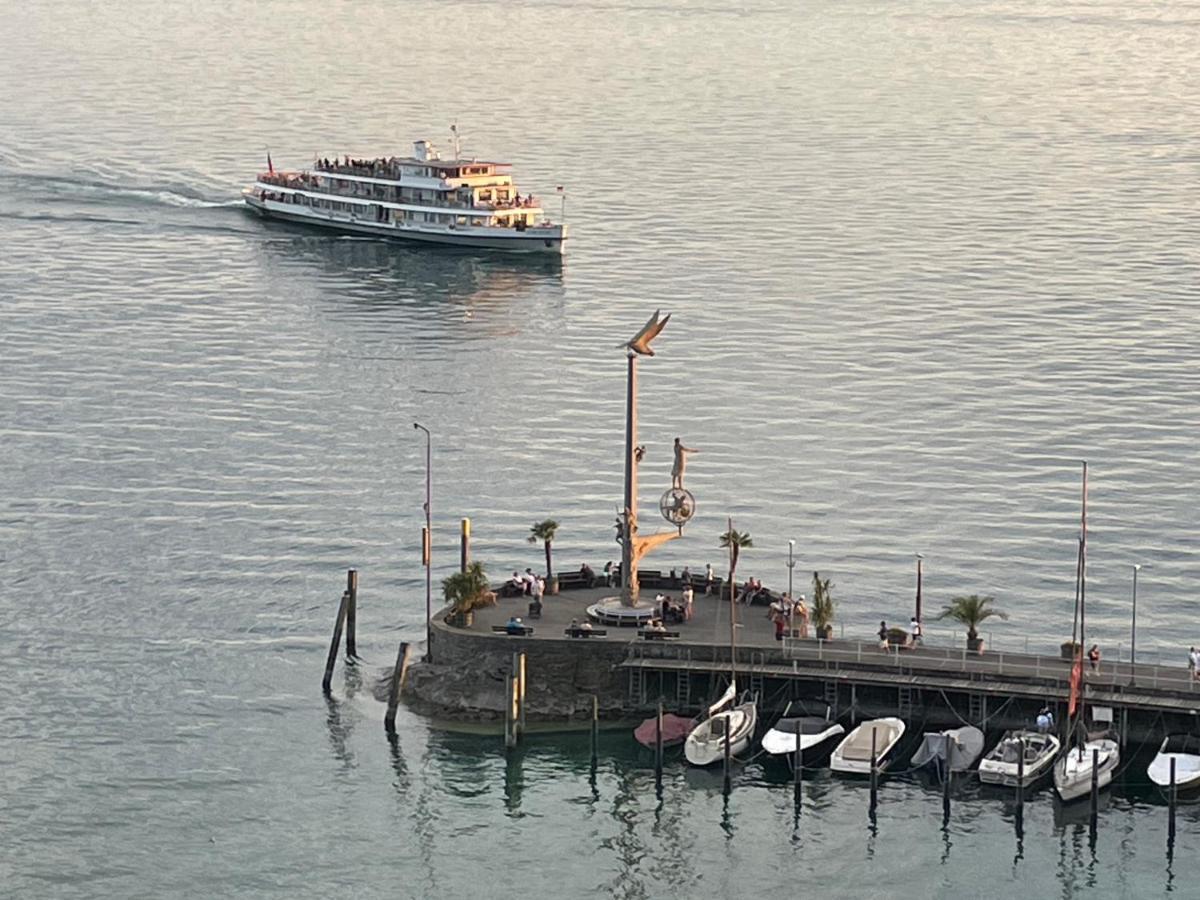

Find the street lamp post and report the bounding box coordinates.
[414,422,432,661]
[787,539,796,599]
[915,553,924,629]
[1130,563,1141,684]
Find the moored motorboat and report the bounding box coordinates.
[830,717,906,774]
[1147,733,1200,796]
[634,713,695,750]
[761,715,845,759]
[978,730,1060,787]
[1054,737,1120,802]
[911,725,985,773]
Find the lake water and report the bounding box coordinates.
[2,0,1199,895]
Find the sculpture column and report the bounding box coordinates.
[621,350,638,606]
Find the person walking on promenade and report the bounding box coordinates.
[1087,643,1101,672]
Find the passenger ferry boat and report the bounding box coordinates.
[243,137,567,254]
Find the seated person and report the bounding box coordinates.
[505,616,525,635]
[579,619,593,631]
[504,571,524,596]
[580,563,596,588]
[647,618,667,634]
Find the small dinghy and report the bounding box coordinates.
[683,683,758,766]
[1148,734,1200,796]
[978,730,1060,787]
[1054,737,1120,803]
[761,704,844,758]
[634,713,695,750]
[830,717,906,774]
[911,726,985,773]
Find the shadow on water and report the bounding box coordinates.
[257,226,565,318]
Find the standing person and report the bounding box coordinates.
[522,568,536,595]
[682,584,695,620]
[1036,707,1053,734]
[1087,643,1101,672]
[671,437,699,490]
[909,616,922,646]
[704,563,714,595]
[1190,646,1200,681]
[878,620,889,650]
[680,565,691,588]
[534,576,546,603]
[796,594,809,639]
[603,561,614,587]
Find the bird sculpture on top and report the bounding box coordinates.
[622,309,670,356]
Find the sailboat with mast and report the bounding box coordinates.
[1054,462,1120,802]
[684,519,758,766]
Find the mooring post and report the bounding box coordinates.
[590,695,599,771]
[654,700,664,793]
[321,589,351,693]
[384,641,411,735]
[793,719,803,811]
[1169,757,1177,847]
[460,517,470,574]
[942,734,952,825]
[1089,747,1100,838]
[505,671,519,750]
[345,569,358,659]
[518,651,527,739]
[1016,741,1025,813]
[869,728,879,816]
[723,725,732,795]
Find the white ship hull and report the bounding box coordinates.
[830,718,906,775]
[245,193,566,255]
[1054,739,1119,803]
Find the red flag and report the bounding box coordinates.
[267,152,274,175]
[1067,651,1082,718]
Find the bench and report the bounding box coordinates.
[492,625,535,636]
[497,582,525,598]
[638,629,681,641]
[556,571,598,591]
[564,627,608,638]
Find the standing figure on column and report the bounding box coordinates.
[672,437,698,490]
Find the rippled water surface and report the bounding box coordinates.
[3,0,1200,896]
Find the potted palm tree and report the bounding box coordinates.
[443,561,491,628]
[528,519,559,594]
[811,571,835,640]
[719,526,753,603]
[937,594,1007,653]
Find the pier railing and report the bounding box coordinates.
[624,636,1200,698]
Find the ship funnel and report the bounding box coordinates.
[413,140,439,162]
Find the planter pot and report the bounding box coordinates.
[818,625,834,640]
[446,610,474,628]
[967,636,985,653]
[1060,641,1080,660]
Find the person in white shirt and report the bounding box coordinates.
[533,576,545,601]
[909,617,922,646]
[521,568,536,595]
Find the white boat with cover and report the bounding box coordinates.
[1148,734,1200,795]
[978,730,1061,787]
[830,717,906,774]
[910,726,985,773]
[761,704,844,758]
[243,133,567,255]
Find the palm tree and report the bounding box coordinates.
[719,527,754,598]
[527,519,559,580]
[442,561,490,623]
[811,571,835,639]
[937,594,1007,650]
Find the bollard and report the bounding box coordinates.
[384,641,411,735]
[793,719,803,811]
[942,735,952,825]
[460,517,470,574]
[723,725,732,795]
[345,570,358,659]
[590,695,599,770]
[1169,757,1177,847]
[1016,740,1025,812]
[1089,748,1099,836]
[518,652,527,739]
[321,589,351,693]
[869,727,879,816]
[654,701,664,794]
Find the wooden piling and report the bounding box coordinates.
[384,641,411,735]
[1168,757,1177,846]
[1016,743,1025,812]
[942,735,952,825]
[517,652,527,739]
[793,719,803,811]
[460,517,470,574]
[321,589,350,694]
[345,570,358,659]
[654,700,664,793]
[590,695,599,770]
[505,672,518,750]
[1089,748,1100,835]
[722,725,732,795]
[869,727,878,816]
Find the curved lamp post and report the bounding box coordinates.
[414,422,431,660]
